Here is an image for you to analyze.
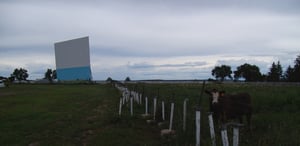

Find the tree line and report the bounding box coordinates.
[211,54,300,82]
[0,68,57,84]
[1,54,299,83]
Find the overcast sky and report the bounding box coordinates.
[1,0,300,80]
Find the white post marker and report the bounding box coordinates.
[195,107,201,146]
[126,90,129,102]
[183,98,189,131]
[141,96,150,118]
[133,92,136,103]
[135,92,139,103]
[153,97,157,120]
[139,94,142,105]
[221,125,229,146]
[230,123,243,146]
[130,96,133,116]
[208,113,216,146]
[162,101,165,121]
[145,97,148,115]
[122,93,126,105]
[169,102,175,130]
[160,102,175,136]
[233,127,239,146]
[124,91,127,103]
[119,97,123,116]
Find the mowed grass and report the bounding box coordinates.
[1,83,300,146]
[0,84,160,146]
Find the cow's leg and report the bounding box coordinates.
[221,112,226,124]
[213,112,220,126]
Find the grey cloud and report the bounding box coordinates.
[1,0,299,55]
[128,61,208,69]
[137,69,209,80]
[11,0,298,13]
[1,0,300,80]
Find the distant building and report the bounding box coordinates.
[54,37,92,81]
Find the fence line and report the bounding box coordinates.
[115,83,244,146]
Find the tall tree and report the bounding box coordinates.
[234,63,262,81]
[284,65,294,82]
[267,61,283,82]
[284,54,300,82]
[44,69,53,82]
[211,65,232,81]
[106,77,113,82]
[44,69,57,82]
[293,54,300,82]
[125,77,131,82]
[11,68,29,81]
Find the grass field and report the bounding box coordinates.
[124,82,300,146]
[0,83,299,146]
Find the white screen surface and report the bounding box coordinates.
[54,36,90,69]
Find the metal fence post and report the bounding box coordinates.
[183,98,189,131]
[208,112,216,146]
[162,101,165,121]
[195,107,201,146]
[169,102,175,130]
[118,97,122,116]
[221,124,229,146]
[153,97,157,120]
[130,96,133,116]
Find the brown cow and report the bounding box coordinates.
[205,89,252,127]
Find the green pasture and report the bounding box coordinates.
[126,83,300,146]
[0,83,299,146]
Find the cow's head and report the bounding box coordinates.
[205,89,225,104]
[211,91,219,104]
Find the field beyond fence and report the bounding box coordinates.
[0,83,299,145]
